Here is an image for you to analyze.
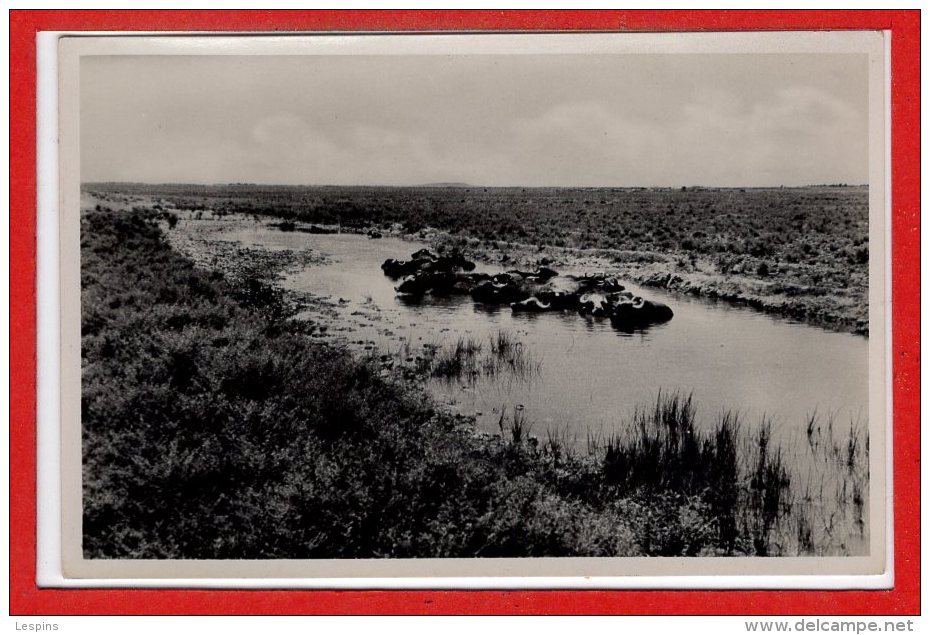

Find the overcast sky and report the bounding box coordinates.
[81,53,869,187]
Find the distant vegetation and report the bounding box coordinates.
[85,183,868,276]
[82,208,866,558]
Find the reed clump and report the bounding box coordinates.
[405,330,542,384]
[581,393,865,556]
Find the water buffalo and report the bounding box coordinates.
[396,271,489,297]
[511,297,552,313]
[572,272,625,292]
[381,258,424,278]
[536,289,579,310]
[578,292,611,317]
[470,279,530,304]
[395,272,432,296]
[609,296,674,330]
[410,248,438,261]
[420,256,476,273]
[505,266,559,283]
[382,250,476,279]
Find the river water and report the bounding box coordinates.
[217,224,868,453]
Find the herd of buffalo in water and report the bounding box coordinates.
[381,249,674,331]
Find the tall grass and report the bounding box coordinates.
[490,330,516,357]
[429,336,484,380]
[789,413,869,554]
[498,405,532,448]
[587,393,865,556]
[402,330,542,385]
[746,420,792,555]
[482,330,543,381]
[597,394,747,554]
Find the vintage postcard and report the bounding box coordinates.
[45,30,889,585]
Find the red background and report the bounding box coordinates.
[9,10,920,615]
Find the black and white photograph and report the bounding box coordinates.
[56,32,888,580]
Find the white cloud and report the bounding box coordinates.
[81,54,870,187]
[502,83,866,187]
